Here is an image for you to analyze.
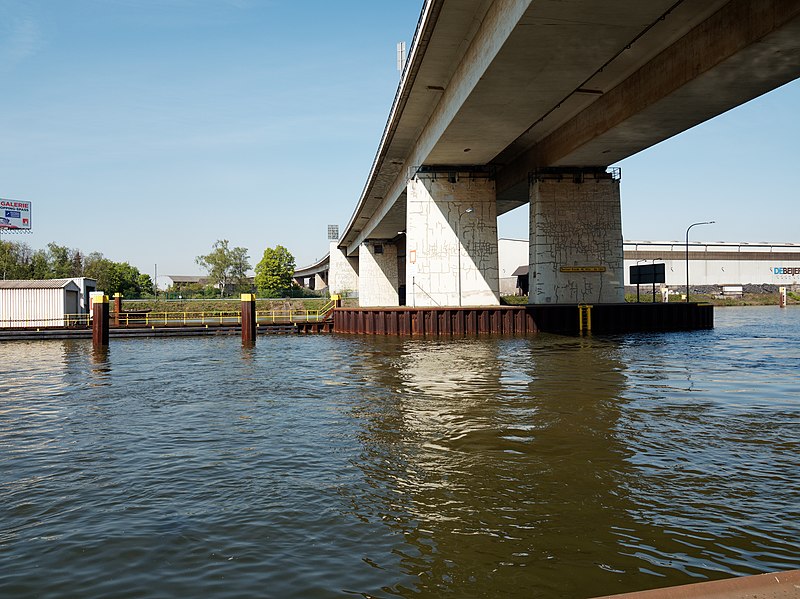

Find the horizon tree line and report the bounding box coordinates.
[1,238,302,299]
[0,239,153,297]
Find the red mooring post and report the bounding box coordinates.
[92,294,110,348]
[113,292,122,326]
[241,293,256,345]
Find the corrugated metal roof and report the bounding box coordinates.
[0,279,79,290]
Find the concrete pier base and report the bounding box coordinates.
[529,169,624,305]
[328,241,359,297]
[407,172,499,307]
[359,241,399,307]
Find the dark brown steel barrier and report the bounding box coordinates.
[334,306,537,336]
[333,303,713,336]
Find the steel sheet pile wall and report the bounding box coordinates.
[587,302,714,334]
[334,307,537,336]
[334,303,713,336]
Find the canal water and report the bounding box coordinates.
[1,306,798,598]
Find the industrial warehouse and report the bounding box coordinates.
[499,239,800,296]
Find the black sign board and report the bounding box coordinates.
[630,263,666,285]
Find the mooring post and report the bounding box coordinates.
[241,293,256,345]
[92,294,110,348]
[113,292,122,326]
[779,286,787,308]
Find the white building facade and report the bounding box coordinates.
[498,239,800,293]
[0,279,83,328]
[623,241,800,287]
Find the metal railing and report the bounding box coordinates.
[257,298,337,324]
[0,299,337,330]
[116,311,242,327]
[0,314,91,329]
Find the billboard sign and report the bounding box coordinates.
[630,263,666,285]
[0,198,32,230]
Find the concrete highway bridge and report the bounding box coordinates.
[319,0,800,308]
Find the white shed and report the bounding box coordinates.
[0,279,83,328]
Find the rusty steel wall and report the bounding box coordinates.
[334,306,536,336]
[333,304,714,336]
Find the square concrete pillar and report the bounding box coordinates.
[529,170,624,304]
[359,241,399,307]
[407,174,499,307]
[328,241,359,297]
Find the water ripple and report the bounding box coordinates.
[0,308,798,597]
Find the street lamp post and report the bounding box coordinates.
[685,221,715,303]
[635,258,646,302]
[651,258,661,303]
[457,207,474,306]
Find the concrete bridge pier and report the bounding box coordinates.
[406,172,499,307]
[359,240,400,307]
[328,241,359,297]
[528,168,625,305]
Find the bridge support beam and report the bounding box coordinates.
[358,241,400,307]
[529,169,624,305]
[407,173,499,307]
[328,241,359,297]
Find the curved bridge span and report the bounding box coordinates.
[327,0,800,308]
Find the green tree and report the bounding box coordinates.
[1,239,25,279]
[195,239,251,297]
[84,253,115,291]
[47,242,83,278]
[255,245,295,297]
[109,262,145,296]
[30,249,50,279]
[0,240,46,279]
[84,252,149,296]
[137,273,154,296]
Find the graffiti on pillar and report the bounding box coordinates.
[531,179,623,303]
[406,176,500,304]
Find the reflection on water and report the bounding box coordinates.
[0,307,798,598]
[348,337,635,597]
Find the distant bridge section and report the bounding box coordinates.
[335,0,800,307]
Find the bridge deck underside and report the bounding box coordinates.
[342,0,800,253]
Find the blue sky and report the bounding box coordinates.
[1,1,798,282]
